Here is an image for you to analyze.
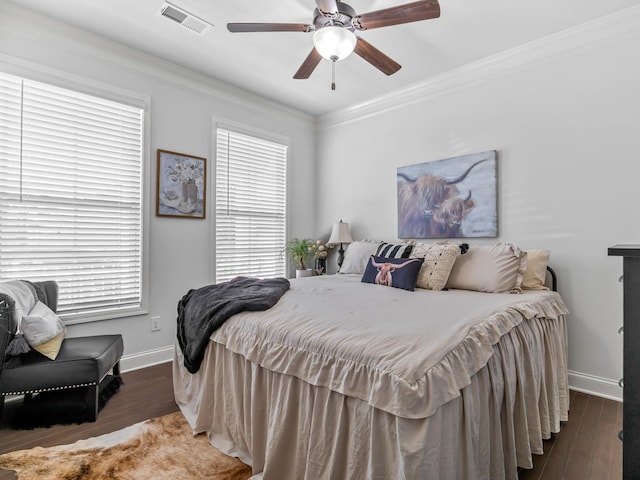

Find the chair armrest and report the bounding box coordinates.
[24,281,59,313]
[0,295,16,375]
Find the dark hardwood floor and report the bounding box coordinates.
[0,362,622,479]
[519,389,622,480]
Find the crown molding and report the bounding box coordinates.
[0,2,315,131]
[317,5,640,130]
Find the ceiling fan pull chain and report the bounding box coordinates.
[331,55,337,90]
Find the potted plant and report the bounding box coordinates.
[285,238,314,278]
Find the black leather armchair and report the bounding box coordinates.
[0,280,124,422]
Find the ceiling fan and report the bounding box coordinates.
[227,0,440,89]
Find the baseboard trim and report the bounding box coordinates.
[569,370,622,402]
[120,346,174,373]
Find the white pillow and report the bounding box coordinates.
[22,300,66,360]
[521,249,550,290]
[339,240,381,275]
[446,243,527,293]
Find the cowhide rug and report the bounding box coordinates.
[0,411,252,480]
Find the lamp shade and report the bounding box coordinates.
[328,221,353,245]
[313,26,357,61]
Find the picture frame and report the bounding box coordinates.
[156,149,207,219]
[397,150,498,239]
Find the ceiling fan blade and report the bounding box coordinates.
[227,23,312,33]
[354,37,401,76]
[354,0,440,30]
[315,0,339,17]
[293,48,323,79]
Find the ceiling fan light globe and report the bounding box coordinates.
[313,26,356,61]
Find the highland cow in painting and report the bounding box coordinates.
[397,151,497,239]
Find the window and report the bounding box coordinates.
[215,127,287,282]
[0,72,145,322]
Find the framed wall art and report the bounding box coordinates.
[397,150,498,239]
[156,149,207,219]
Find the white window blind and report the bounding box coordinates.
[215,127,287,282]
[0,72,144,320]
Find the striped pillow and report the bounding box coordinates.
[376,241,414,259]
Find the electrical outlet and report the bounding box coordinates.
[150,316,161,332]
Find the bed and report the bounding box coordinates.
[173,243,569,480]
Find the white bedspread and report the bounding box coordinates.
[209,274,568,419]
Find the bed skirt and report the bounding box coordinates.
[173,315,568,480]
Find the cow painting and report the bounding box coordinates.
[397,151,498,239]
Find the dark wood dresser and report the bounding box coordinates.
[608,244,640,479]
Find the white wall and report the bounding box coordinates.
[316,10,640,400]
[0,4,316,370]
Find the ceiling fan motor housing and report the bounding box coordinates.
[313,2,357,32]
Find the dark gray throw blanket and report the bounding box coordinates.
[177,276,290,374]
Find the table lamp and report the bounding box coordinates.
[328,220,353,269]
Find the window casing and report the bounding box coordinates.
[215,127,287,283]
[0,72,145,322]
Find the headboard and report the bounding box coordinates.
[545,266,558,292]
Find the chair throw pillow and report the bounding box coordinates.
[21,300,66,360]
[361,256,424,291]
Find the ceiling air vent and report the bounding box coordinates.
[160,2,213,34]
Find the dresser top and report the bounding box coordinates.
[608,244,640,257]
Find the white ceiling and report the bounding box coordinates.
[6,0,638,116]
